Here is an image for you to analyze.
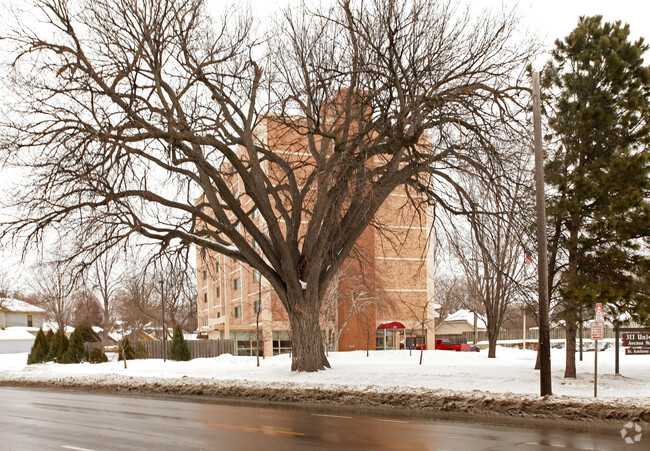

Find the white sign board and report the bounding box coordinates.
[595,303,603,322]
[591,321,604,340]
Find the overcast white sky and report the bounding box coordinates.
[1,0,649,283]
[249,0,650,60]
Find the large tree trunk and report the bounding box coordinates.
[289,298,330,372]
[565,225,579,378]
[564,301,578,378]
[487,329,497,358]
[103,301,110,351]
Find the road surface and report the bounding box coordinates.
[0,387,630,450]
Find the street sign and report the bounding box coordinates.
[623,333,650,347]
[591,321,604,340]
[595,303,603,322]
[625,347,650,355]
[592,303,605,397]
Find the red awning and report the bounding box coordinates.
[377,321,406,330]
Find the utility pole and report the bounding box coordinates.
[160,279,166,362]
[532,72,552,396]
[256,271,262,367]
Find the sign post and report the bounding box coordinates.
[591,303,605,397]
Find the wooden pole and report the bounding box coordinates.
[160,279,166,362]
[594,340,598,397]
[615,326,619,374]
[532,72,552,396]
[522,310,526,350]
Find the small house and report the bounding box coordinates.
[436,309,487,336]
[0,298,46,332]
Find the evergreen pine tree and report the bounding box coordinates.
[47,330,62,361]
[56,332,69,363]
[134,343,148,359]
[44,330,54,354]
[73,324,101,343]
[27,329,48,365]
[169,324,191,361]
[89,347,109,363]
[62,328,87,364]
[543,16,650,378]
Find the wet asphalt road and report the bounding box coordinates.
[0,387,632,450]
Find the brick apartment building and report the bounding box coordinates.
[196,115,437,356]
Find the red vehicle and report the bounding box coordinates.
[415,339,472,351]
[435,339,471,351]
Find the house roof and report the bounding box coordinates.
[0,328,36,341]
[42,321,75,334]
[0,298,46,314]
[441,309,487,330]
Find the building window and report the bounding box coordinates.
[233,277,240,290]
[254,300,261,314]
[202,316,208,327]
[273,331,292,356]
[230,331,260,356]
[253,270,260,282]
[203,293,208,303]
[215,262,219,274]
[234,305,242,318]
[202,270,207,280]
[26,315,33,327]
[216,286,220,299]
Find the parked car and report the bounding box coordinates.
[435,339,471,352]
[414,339,475,352]
[577,342,611,352]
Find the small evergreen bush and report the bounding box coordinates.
[169,324,191,361]
[47,330,69,362]
[44,330,54,353]
[73,324,101,343]
[56,332,69,362]
[117,337,135,361]
[135,342,148,359]
[27,329,48,365]
[89,347,108,363]
[62,327,87,363]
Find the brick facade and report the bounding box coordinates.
[196,117,436,356]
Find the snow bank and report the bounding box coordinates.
[1,347,648,422]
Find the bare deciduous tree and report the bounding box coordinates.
[321,265,381,354]
[435,275,475,321]
[115,266,157,342]
[448,147,536,358]
[72,289,103,327]
[2,0,535,371]
[396,291,437,365]
[86,249,123,349]
[31,258,76,333]
[0,270,16,299]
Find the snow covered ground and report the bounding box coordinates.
[0,346,647,402]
